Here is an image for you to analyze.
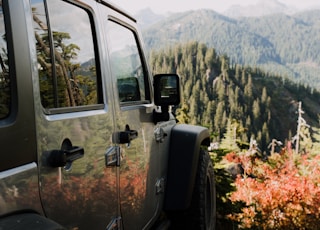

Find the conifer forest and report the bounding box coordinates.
[149,42,320,228]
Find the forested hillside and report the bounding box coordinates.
[150,42,320,152]
[143,9,320,89]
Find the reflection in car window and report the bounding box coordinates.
[108,21,148,103]
[31,0,101,110]
[0,0,10,119]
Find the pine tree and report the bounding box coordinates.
[214,101,225,132]
[244,74,253,104]
[252,99,261,120]
[261,87,268,104]
[220,119,240,152]
[297,125,312,153]
[176,102,190,124]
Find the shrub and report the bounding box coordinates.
[226,143,320,229]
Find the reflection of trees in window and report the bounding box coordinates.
[32,0,99,109]
[0,1,10,119]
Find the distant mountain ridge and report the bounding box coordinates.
[135,8,165,28]
[134,0,320,26]
[139,8,320,89]
[224,0,297,18]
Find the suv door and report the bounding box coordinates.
[30,0,118,228]
[0,0,44,215]
[104,16,164,229]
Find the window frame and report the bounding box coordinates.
[35,0,104,115]
[0,0,17,125]
[107,19,151,107]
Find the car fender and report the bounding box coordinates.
[164,124,210,210]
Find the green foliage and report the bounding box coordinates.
[220,119,240,152]
[210,150,241,229]
[150,42,320,153]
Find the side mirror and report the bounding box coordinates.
[153,74,181,124]
[154,74,180,106]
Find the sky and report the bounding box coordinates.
[113,0,320,15]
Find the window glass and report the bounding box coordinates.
[32,0,100,110]
[0,1,10,119]
[108,21,148,103]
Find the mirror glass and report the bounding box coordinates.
[154,74,180,106]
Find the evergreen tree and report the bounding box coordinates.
[299,126,313,153]
[261,122,270,151]
[261,87,268,104]
[244,74,253,104]
[252,98,261,130]
[176,102,190,124]
[220,119,240,152]
[214,101,225,132]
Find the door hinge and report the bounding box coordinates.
[155,178,165,194]
[106,216,122,230]
[154,127,167,143]
[105,146,121,167]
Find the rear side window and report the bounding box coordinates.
[31,0,101,112]
[0,0,10,119]
[108,21,150,105]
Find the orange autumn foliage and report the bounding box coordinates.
[226,143,320,229]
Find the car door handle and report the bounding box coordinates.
[112,125,138,144]
[46,138,84,170]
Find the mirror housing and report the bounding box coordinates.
[154,74,180,106]
[153,74,181,124]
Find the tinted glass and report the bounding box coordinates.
[32,0,100,110]
[108,21,149,103]
[0,1,10,119]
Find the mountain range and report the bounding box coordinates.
[224,0,297,18]
[136,2,320,89]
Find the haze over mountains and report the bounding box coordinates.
[224,0,298,18]
[136,0,320,89]
[135,0,319,26]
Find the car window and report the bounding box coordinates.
[108,21,149,104]
[0,0,10,119]
[31,0,102,112]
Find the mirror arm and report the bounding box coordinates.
[153,106,169,124]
